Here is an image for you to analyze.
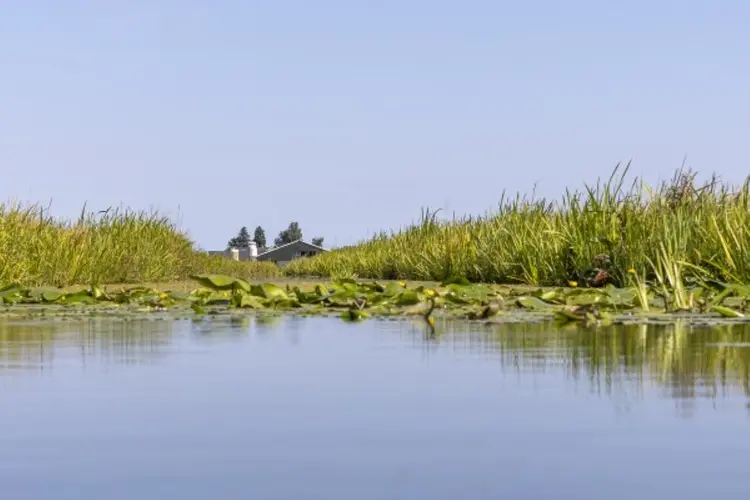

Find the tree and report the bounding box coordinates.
[311,237,324,247]
[253,226,267,248]
[274,221,303,246]
[227,226,251,249]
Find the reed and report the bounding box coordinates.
[284,164,750,286]
[0,203,279,286]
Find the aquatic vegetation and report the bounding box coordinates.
[1,275,749,329]
[0,203,279,286]
[283,165,750,287]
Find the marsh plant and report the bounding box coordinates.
[284,165,750,287]
[0,203,279,286]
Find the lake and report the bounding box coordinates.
[1,315,749,499]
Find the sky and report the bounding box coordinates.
[2,1,749,250]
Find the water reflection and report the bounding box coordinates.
[2,315,750,411]
[0,317,177,373]
[402,318,750,417]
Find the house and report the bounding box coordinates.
[255,239,326,266]
[208,239,325,266]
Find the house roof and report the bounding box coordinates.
[257,239,326,258]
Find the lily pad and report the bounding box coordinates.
[250,283,288,300]
[395,291,422,306]
[516,296,554,310]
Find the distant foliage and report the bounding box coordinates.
[0,205,279,286]
[274,221,303,246]
[227,226,252,249]
[283,165,750,287]
[311,237,324,247]
[253,226,267,248]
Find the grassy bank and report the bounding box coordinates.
[284,165,750,286]
[0,203,280,286]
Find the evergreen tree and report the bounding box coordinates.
[227,226,252,249]
[253,226,267,248]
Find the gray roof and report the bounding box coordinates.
[257,239,326,259]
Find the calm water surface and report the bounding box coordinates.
[1,315,750,499]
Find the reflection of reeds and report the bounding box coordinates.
[3,316,750,408]
[285,165,750,287]
[0,203,279,286]
[410,319,750,401]
[0,318,178,372]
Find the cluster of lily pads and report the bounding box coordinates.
[1,274,749,328]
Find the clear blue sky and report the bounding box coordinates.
[2,1,748,249]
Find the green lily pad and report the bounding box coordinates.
[516,296,553,310]
[395,291,421,306]
[42,291,64,302]
[250,283,288,300]
[233,294,267,309]
[382,282,406,297]
[189,274,250,292]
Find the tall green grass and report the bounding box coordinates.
[0,203,279,286]
[284,165,750,286]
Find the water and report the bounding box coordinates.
[1,315,750,499]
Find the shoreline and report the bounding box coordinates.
[1,276,747,328]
